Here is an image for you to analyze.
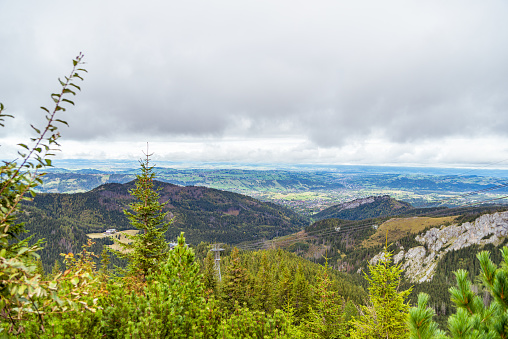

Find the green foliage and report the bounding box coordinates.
[291,264,311,319]
[217,304,287,338]
[21,179,308,269]
[135,232,219,338]
[113,152,171,279]
[303,261,347,338]
[408,293,446,339]
[408,246,508,338]
[350,247,412,339]
[253,251,274,313]
[202,250,218,295]
[276,264,294,309]
[220,247,253,312]
[0,53,87,335]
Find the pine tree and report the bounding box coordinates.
[203,250,218,296]
[136,232,218,338]
[277,265,294,309]
[115,150,171,280]
[254,251,274,313]
[349,247,412,339]
[220,247,252,311]
[99,246,111,276]
[304,261,347,338]
[407,293,446,339]
[408,248,508,338]
[291,264,310,320]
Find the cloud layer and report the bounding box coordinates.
[2,1,508,166]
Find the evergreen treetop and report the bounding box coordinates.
[349,246,412,339]
[115,149,171,280]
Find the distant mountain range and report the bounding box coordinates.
[21,180,308,270]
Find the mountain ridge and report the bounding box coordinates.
[313,195,413,221]
[21,180,309,270]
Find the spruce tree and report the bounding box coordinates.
[116,150,171,280]
[203,250,218,296]
[277,265,294,309]
[291,264,310,320]
[304,261,346,338]
[254,251,274,313]
[349,247,412,339]
[220,247,252,311]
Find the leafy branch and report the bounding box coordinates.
[0,53,86,235]
[0,53,88,334]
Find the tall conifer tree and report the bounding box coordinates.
[349,247,411,339]
[304,261,346,338]
[203,251,218,296]
[277,265,294,309]
[254,251,273,313]
[116,149,171,280]
[291,264,310,319]
[220,247,252,311]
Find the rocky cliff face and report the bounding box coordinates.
[370,211,508,283]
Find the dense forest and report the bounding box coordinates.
[18,180,308,272]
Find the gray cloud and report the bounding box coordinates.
[2,0,508,165]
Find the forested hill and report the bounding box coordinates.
[21,180,309,269]
[313,195,413,221]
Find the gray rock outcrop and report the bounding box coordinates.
[369,211,508,283]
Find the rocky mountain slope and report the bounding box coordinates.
[370,211,508,283]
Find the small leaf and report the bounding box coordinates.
[77,68,88,72]
[55,119,69,126]
[69,83,81,91]
[58,78,66,86]
[40,106,50,113]
[31,125,41,134]
[73,59,78,66]
[18,143,29,150]
[18,284,27,295]
[73,73,84,81]
[62,98,75,105]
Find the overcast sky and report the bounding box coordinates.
[2,1,508,168]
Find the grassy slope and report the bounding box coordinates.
[361,216,457,247]
[87,230,139,252]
